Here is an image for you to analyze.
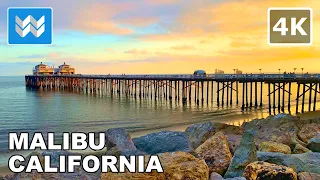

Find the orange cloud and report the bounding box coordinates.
[70,2,135,35]
[170,45,195,50]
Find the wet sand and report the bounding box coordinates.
[1,110,320,177]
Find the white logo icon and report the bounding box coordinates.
[15,15,45,38]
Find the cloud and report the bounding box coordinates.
[18,54,44,59]
[145,0,182,5]
[116,17,158,27]
[17,52,62,60]
[170,45,195,50]
[124,49,148,55]
[105,48,115,53]
[68,2,136,35]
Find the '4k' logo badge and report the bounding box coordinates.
[8,7,52,45]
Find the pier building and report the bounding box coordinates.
[33,62,54,75]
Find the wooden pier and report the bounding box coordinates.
[25,74,320,114]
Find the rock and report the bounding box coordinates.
[210,172,246,180]
[101,151,209,180]
[298,123,320,143]
[297,172,320,180]
[242,114,298,147]
[119,149,147,157]
[307,136,320,152]
[13,169,99,180]
[257,152,320,174]
[42,150,78,167]
[226,134,242,155]
[195,132,232,174]
[293,144,311,154]
[242,114,298,131]
[255,127,291,146]
[291,134,308,150]
[185,122,219,149]
[243,161,297,180]
[133,131,192,154]
[185,122,242,149]
[219,125,244,136]
[224,130,257,178]
[23,152,44,167]
[105,128,137,152]
[259,141,291,154]
[210,172,225,180]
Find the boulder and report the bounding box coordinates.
[307,136,320,152]
[224,130,257,178]
[257,152,320,174]
[42,150,78,167]
[105,128,137,152]
[293,144,311,154]
[101,151,209,180]
[298,123,320,143]
[226,134,242,155]
[297,172,320,180]
[210,172,246,180]
[185,122,243,149]
[133,131,192,154]
[210,172,225,180]
[195,132,232,174]
[218,124,244,136]
[243,161,297,180]
[14,151,99,180]
[185,122,221,149]
[242,114,298,131]
[254,127,291,146]
[259,141,291,154]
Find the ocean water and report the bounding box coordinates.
[0,76,319,165]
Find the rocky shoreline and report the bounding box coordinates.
[2,114,320,180]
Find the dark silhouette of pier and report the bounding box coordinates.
[25,73,320,114]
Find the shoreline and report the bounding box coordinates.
[1,110,320,177]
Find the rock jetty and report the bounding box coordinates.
[3,113,320,180]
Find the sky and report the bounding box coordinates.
[0,0,319,75]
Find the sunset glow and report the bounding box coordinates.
[0,0,319,75]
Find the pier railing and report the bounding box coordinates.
[26,73,320,80]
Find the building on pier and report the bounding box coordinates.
[235,69,243,74]
[215,69,224,74]
[54,62,75,75]
[33,62,54,75]
[193,70,206,76]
